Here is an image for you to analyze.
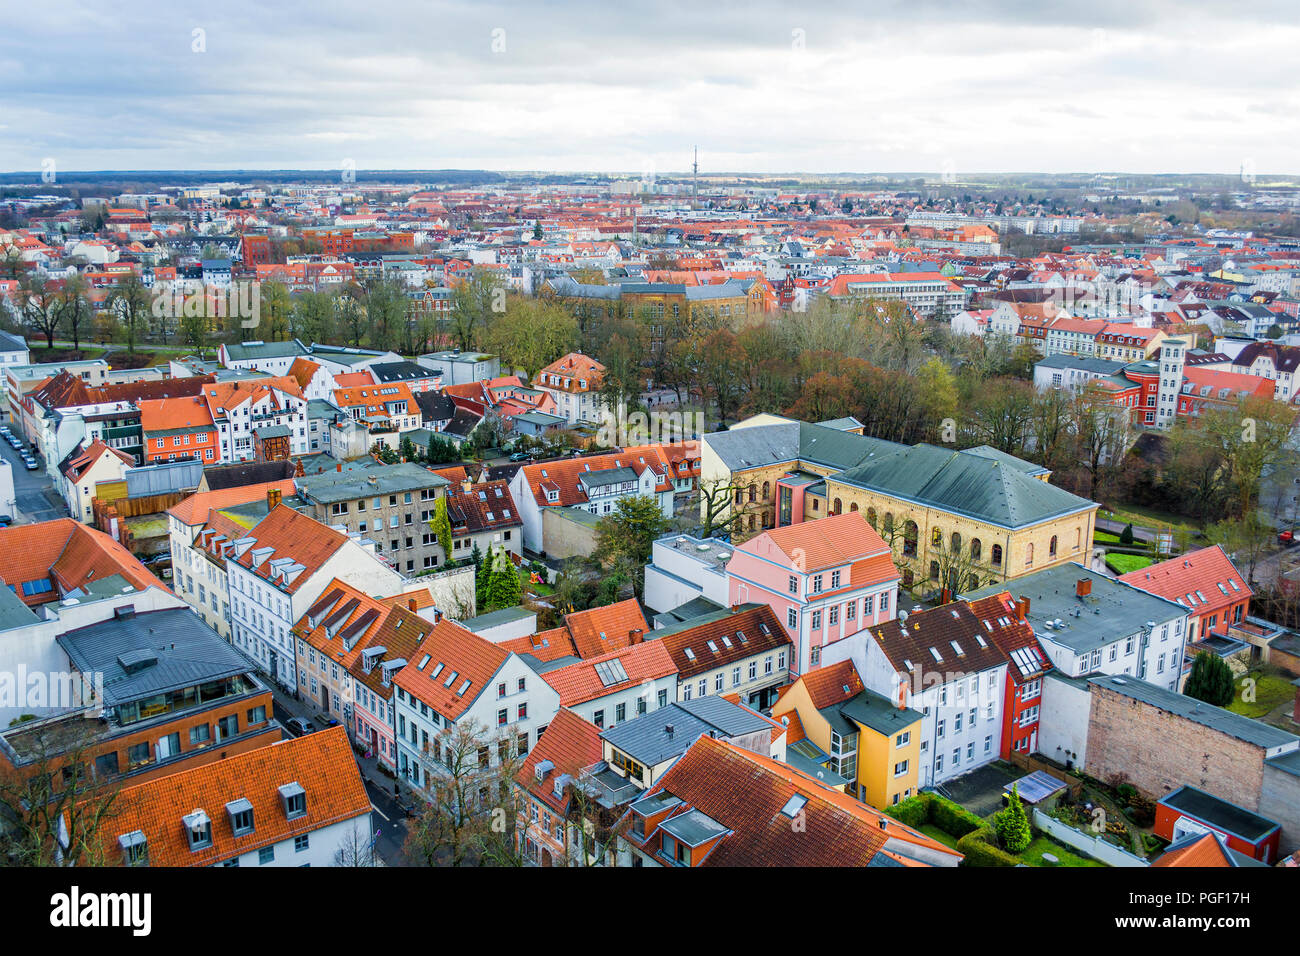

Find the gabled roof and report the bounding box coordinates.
[100,726,369,866]
[61,439,133,481]
[1151,831,1266,868]
[1118,545,1253,615]
[625,735,961,867]
[540,640,677,707]
[392,618,510,720]
[0,519,166,606]
[653,604,791,678]
[444,480,522,534]
[517,708,604,816]
[867,601,1009,679]
[233,504,347,594]
[741,511,897,580]
[167,479,298,527]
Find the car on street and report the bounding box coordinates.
[23,459,38,471]
[285,717,315,736]
[508,451,531,462]
[0,515,11,527]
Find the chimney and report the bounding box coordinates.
[1015,596,1029,622]
[730,603,739,613]
[267,487,282,510]
[629,628,643,644]
[461,478,472,494]
[665,724,674,739]
[408,598,417,612]
[1076,578,1092,598]
[336,463,342,472]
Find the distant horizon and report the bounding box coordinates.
[4,1,1297,175]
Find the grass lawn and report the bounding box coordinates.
[28,346,107,363]
[520,569,554,596]
[1099,504,1203,539]
[1105,552,1154,574]
[919,824,960,849]
[1094,530,1122,545]
[1226,673,1296,718]
[1020,835,1105,868]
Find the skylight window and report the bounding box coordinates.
[418,654,431,670]
[444,669,459,687]
[683,647,696,661]
[430,663,444,679]
[456,679,471,696]
[780,794,808,818]
[929,647,943,663]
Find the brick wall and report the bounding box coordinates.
[1085,683,1267,811]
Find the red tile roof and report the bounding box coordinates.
[541,640,677,707]
[741,512,899,585]
[167,479,299,527]
[233,504,348,594]
[1118,545,1253,620]
[99,727,369,867]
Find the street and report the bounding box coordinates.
[0,419,70,523]
[268,688,410,866]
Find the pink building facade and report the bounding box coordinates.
[727,512,901,677]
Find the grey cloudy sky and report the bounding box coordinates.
[2,0,1297,175]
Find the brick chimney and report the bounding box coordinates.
[267,487,282,510]
[629,628,643,644]
[1015,596,1030,622]
[408,598,417,612]
[336,463,342,472]
[1076,578,1091,598]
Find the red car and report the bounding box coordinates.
[1280,530,1295,546]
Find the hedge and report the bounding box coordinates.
[884,791,982,838]
[956,827,1021,867]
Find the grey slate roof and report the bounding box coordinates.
[1087,674,1300,751]
[56,607,255,707]
[295,461,449,504]
[965,563,1185,655]
[599,697,772,767]
[371,361,437,384]
[835,444,1096,529]
[703,418,901,473]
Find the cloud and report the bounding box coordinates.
[0,0,1296,174]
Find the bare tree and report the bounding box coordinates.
[0,719,122,867]
[333,821,380,867]
[402,718,527,867]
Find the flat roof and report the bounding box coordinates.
[1160,785,1280,843]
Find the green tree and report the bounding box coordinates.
[107,274,152,355]
[431,494,453,561]
[484,544,522,612]
[447,267,505,351]
[594,496,670,598]
[994,784,1032,854]
[1119,523,1134,545]
[1184,651,1235,707]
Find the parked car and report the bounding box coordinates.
[508,451,530,462]
[23,460,38,471]
[1281,530,1296,547]
[0,515,12,527]
[285,717,315,736]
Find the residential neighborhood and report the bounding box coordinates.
[0,7,1297,930]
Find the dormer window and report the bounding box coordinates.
[278,782,307,820]
[183,809,213,851]
[118,830,148,866]
[226,798,254,836]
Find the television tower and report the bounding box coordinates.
[692,146,699,211]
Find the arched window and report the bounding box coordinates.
[747,483,757,503]
[970,538,982,561]
[748,514,756,531]
[1075,527,1082,549]
[931,527,942,548]
[903,521,919,557]
[1049,535,1058,558]
[991,544,1003,567]
[762,510,773,529]
[734,488,742,505]
[833,498,842,515]
[951,532,962,553]
[929,560,940,581]
[849,502,859,512]
[867,507,878,529]
[883,512,894,534]
[761,481,770,499]
[1025,543,1034,565]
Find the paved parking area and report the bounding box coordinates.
[937,762,1023,819]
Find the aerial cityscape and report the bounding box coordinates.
[0,0,1295,927]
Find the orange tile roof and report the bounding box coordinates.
[560,598,650,660]
[517,709,604,815]
[139,394,216,433]
[747,512,896,578]
[98,727,369,866]
[61,438,133,481]
[631,736,960,867]
[0,520,167,606]
[392,618,509,720]
[287,357,322,391]
[801,659,865,709]
[202,376,304,420]
[541,640,677,707]
[167,479,299,527]
[1151,832,1238,867]
[233,504,348,594]
[518,445,676,508]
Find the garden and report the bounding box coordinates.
[886,788,1107,867]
